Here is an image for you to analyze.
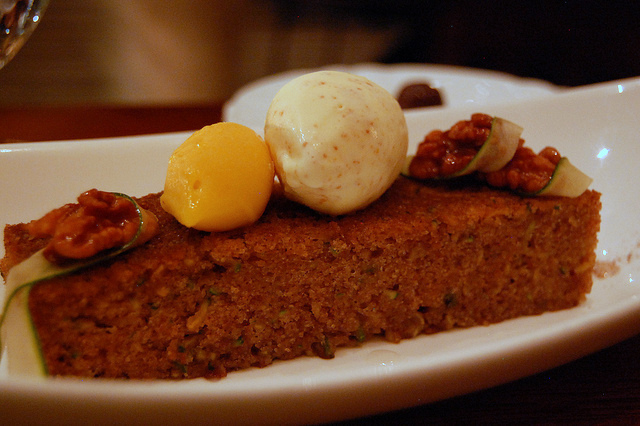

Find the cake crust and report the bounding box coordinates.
[1,177,601,379]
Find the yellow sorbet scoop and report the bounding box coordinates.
[161,122,275,231]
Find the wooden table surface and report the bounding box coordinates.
[1,105,639,425]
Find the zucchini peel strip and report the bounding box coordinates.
[0,193,156,378]
[527,157,593,197]
[402,117,523,178]
[453,117,523,176]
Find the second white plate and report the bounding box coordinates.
[223,62,560,133]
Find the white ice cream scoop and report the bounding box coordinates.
[264,70,408,215]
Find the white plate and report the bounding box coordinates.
[223,63,560,134]
[1,77,640,426]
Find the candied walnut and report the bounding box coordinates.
[409,113,493,179]
[397,83,443,109]
[480,143,561,193]
[27,189,157,264]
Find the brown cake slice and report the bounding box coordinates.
[0,177,601,379]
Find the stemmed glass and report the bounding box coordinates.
[0,0,49,69]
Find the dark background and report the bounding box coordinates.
[272,0,640,86]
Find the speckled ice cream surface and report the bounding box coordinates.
[264,71,408,215]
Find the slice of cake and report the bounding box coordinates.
[0,177,601,379]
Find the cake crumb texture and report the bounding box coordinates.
[1,177,601,379]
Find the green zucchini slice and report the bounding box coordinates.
[403,117,523,178]
[0,193,156,378]
[529,157,593,197]
[457,117,523,175]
